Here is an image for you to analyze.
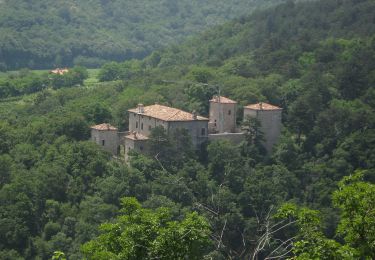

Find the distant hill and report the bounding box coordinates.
[0,0,285,70]
[153,0,375,71]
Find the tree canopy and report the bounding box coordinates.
[0,0,374,259]
[82,197,211,260]
[0,0,285,70]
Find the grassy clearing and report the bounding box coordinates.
[85,69,100,87]
[1,68,100,85]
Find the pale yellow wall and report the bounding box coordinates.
[168,120,208,147]
[91,129,119,155]
[128,112,167,136]
[209,102,237,133]
[243,108,282,153]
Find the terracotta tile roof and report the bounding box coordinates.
[210,96,237,104]
[245,102,282,111]
[91,123,118,131]
[50,68,69,75]
[128,104,208,122]
[125,132,149,141]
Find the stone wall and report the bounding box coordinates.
[243,108,282,152]
[91,129,120,155]
[168,120,209,148]
[128,112,168,136]
[209,101,237,133]
[124,138,149,162]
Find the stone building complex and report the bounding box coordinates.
[91,96,282,160]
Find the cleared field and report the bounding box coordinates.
[84,69,100,86]
[1,68,100,84]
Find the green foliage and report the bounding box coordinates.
[50,66,89,89]
[148,126,195,171]
[0,0,285,70]
[277,172,375,259]
[0,0,374,259]
[51,251,66,260]
[241,115,266,162]
[81,197,211,259]
[333,172,375,258]
[97,62,122,82]
[0,66,88,98]
[276,203,358,259]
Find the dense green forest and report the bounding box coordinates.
[0,0,284,70]
[0,0,374,259]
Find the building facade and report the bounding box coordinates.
[243,102,282,153]
[90,123,120,155]
[125,104,209,160]
[208,96,237,133]
[124,132,149,162]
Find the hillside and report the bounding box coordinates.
[154,0,375,69]
[0,0,374,259]
[0,0,284,70]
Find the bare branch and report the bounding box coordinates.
[154,152,166,171]
[194,202,219,216]
[264,236,295,260]
[217,219,227,249]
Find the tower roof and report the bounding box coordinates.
[91,123,118,131]
[210,96,237,104]
[128,104,208,122]
[244,102,282,111]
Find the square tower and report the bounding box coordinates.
[209,96,237,133]
[91,123,120,155]
[243,102,282,153]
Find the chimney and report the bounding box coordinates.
[192,110,198,120]
[259,102,263,110]
[138,104,144,113]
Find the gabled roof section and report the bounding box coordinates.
[128,104,208,122]
[245,102,282,111]
[91,123,118,131]
[210,96,237,104]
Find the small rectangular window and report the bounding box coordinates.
[136,122,138,128]
[149,125,152,130]
[228,110,231,115]
[201,128,206,136]
[141,123,144,130]
[102,140,105,146]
